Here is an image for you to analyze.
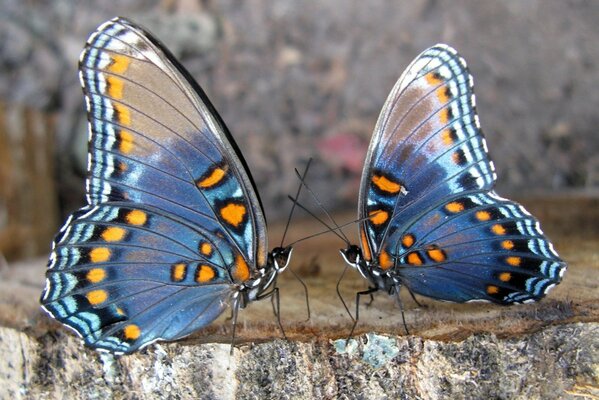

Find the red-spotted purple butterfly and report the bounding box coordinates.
[339,44,566,332]
[41,18,297,354]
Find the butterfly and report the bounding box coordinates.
[40,17,295,354]
[339,44,566,330]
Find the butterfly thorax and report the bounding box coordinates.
[238,246,293,307]
[340,245,398,294]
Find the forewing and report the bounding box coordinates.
[358,45,494,264]
[80,18,267,269]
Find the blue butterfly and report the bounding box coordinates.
[340,44,566,328]
[40,18,293,354]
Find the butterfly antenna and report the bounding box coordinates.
[280,158,313,247]
[292,167,351,245]
[286,202,384,247]
[285,195,348,245]
[279,160,314,323]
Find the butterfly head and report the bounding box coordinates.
[340,244,362,268]
[270,246,293,272]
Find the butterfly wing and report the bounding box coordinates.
[41,18,267,353]
[358,44,565,303]
[43,203,235,353]
[81,18,267,267]
[392,191,565,303]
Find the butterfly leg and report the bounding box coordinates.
[225,306,235,321]
[406,287,426,308]
[394,286,410,335]
[257,287,288,340]
[346,287,379,345]
[289,267,311,321]
[365,289,376,307]
[229,295,242,355]
[271,287,288,340]
[336,264,355,322]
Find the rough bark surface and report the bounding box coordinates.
[1,324,598,399]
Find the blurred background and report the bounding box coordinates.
[0,0,598,261]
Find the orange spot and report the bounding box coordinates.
[499,272,512,282]
[114,103,131,125]
[198,166,228,188]
[407,252,423,266]
[106,75,124,99]
[172,263,187,282]
[441,129,455,146]
[440,108,451,124]
[86,289,108,305]
[109,55,131,74]
[437,86,450,103]
[452,151,464,165]
[427,247,446,262]
[360,228,372,261]
[116,307,125,316]
[220,203,246,227]
[196,265,216,283]
[200,242,213,257]
[506,256,521,266]
[119,130,134,154]
[124,324,140,340]
[232,254,250,282]
[90,247,111,263]
[491,224,506,235]
[117,161,128,172]
[86,268,106,283]
[401,234,415,248]
[501,240,514,250]
[101,226,126,242]
[126,210,147,226]
[372,174,402,194]
[445,202,464,213]
[378,249,394,270]
[476,211,491,221]
[425,72,443,85]
[486,285,499,295]
[369,210,389,225]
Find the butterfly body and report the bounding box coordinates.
[41,18,292,354]
[341,44,566,307]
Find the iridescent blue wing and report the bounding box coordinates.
[392,192,565,303]
[80,18,267,266]
[358,44,565,303]
[43,203,234,353]
[42,18,267,353]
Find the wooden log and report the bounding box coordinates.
[0,197,597,399]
